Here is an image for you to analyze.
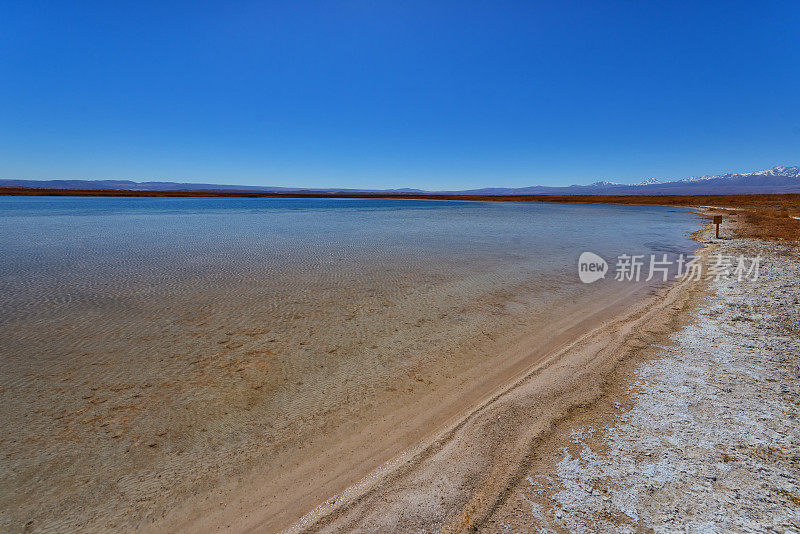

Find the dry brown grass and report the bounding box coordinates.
[737,211,800,241]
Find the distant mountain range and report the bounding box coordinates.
[448,166,800,195]
[2,166,800,195]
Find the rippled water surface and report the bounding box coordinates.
[0,196,699,531]
[0,196,698,318]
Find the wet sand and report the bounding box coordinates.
[155,282,653,533]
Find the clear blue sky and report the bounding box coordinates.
[1,1,799,190]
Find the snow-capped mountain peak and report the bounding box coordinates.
[681,165,800,183]
[745,165,800,178]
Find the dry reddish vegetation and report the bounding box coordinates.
[3,188,799,241]
[736,210,800,241]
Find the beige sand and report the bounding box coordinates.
[267,259,705,533]
[154,282,656,533]
[145,259,707,532]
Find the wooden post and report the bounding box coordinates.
[713,215,722,238]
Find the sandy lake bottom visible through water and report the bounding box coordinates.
[0,197,699,532]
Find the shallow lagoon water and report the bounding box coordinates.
[0,197,699,531]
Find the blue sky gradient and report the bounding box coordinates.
[2,1,799,189]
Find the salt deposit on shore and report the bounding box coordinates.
[504,236,800,532]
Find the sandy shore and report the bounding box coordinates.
[264,211,800,533]
[149,281,657,533]
[492,233,800,532]
[166,244,707,532]
[266,247,707,533]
